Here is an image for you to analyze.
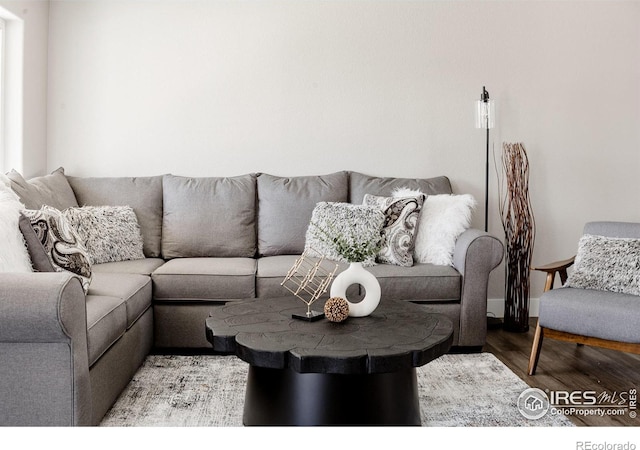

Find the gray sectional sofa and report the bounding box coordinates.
[0,169,503,426]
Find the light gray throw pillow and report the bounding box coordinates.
[565,234,640,296]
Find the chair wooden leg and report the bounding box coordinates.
[528,323,544,376]
[543,273,554,292]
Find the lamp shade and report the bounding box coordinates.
[475,98,495,129]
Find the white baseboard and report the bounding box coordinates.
[487,297,539,319]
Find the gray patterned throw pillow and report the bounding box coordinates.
[21,205,92,293]
[63,205,146,265]
[564,234,640,296]
[363,194,424,267]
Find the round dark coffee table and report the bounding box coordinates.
[205,296,453,426]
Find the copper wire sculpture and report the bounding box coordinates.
[281,249,339,320]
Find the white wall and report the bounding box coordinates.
[46,0,640,306]
[0,0,48,178]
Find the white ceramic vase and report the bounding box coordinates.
[330,262,381,317]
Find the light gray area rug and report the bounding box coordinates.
[100,352,573,427]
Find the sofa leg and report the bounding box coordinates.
[528,323,544,376]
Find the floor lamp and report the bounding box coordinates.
[475,86,495,232]
[476,86,498,328]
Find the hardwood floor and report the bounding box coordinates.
[484,318,640,427]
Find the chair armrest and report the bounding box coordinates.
[0,272,91,426]
[531,256,575,291]
[452,228,504,347]
[531,256,575,273]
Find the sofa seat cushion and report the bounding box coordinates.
[257,256,460,302]
[92,258,166,276]
[152,258,256,301]
[85,295,127,367]
[366,263,461,302]
[88,273,152,329]
[256,255,347,298]
[539,287,640,343]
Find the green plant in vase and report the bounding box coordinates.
[307,210,384,318]
[307,219,382,265]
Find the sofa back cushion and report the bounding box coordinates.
[348,172,453,204]
[583,221,640,239]
[257,172,348,256]
[162,174,257,258]
[67,176,164,258]
[6,167,79,210]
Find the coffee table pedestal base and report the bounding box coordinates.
[243,365,421,426]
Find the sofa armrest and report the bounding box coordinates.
[452,228,504,347]
[0,272,91,426]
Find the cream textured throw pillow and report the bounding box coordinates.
[564,234,640,296]
[63,206,146,265]
[0,174,33,273]
[305,202,384,267]
[392,188,476,266]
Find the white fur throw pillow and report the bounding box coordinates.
[0,174,33,273]
[63,206,145,265]
[392,188,476,266]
